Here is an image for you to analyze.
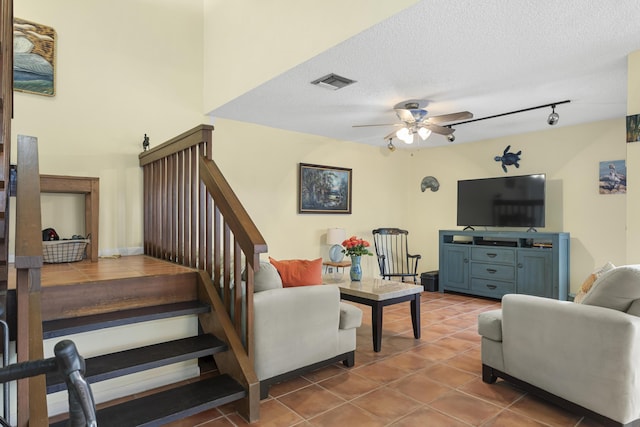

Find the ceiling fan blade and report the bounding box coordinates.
[394,108,417,123]
[383,130,398,140]
[427,111,473,124]
[423,123,454,135]
[352,123,402,128]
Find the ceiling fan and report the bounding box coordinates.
[354,99,473,145]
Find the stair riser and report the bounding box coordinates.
[47,361,200,418]
[44,315,201,417]
[43,316,200,360]
[46,333,227,393]
[40,271,199,321]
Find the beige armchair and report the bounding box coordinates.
[250,261,362,398]
[478,265,640,426]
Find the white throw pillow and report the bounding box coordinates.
[252,261,283,293]
[581,265,640,312]
[574,261,615,303]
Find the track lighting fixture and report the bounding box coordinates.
[547,104,559,125]
[450,100,570,137]
[387,138,396,152]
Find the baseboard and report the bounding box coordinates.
[7,246,145,263]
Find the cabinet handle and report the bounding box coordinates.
[486,268,497,274]
[517,263,523,268]
[486,253,497,258]
[464,258,469,264]
[486,284,497,290]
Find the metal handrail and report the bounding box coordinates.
[0,340,96,427]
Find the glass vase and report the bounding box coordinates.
[350,255,362,281]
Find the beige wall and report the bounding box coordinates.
[406,118,627,291]
[202,0,419,112]
[12,0,207,255]
[627,50,640,262]
[9,2,636,294]
[211,117,626,292]
[211,118,411,277]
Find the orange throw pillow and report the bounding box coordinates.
[269,257,323,287]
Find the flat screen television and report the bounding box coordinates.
[457,174,546,228]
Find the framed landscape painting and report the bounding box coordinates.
[627,114,640,142]
[298,163,352,214]
[13,17,56,96]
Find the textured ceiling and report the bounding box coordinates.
[210,0,640,149]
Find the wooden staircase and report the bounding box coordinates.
[7,125,264,424]
[0,0,14,310]
[2,2,265,417]
[42,260,251,426]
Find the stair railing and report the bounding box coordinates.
[14,135,48,426]
[139,125,267,422]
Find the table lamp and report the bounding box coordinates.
[327,228,346,262]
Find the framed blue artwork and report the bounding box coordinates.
[13,17,56,96]
[599,160,626,194]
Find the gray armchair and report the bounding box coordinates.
[478,265,640,426]
[250,261,362,398]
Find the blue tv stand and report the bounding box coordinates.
[438,230,570,300]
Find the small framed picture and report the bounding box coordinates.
[298,163,352,214]
[627,114,640,143]
[599,160,626,194]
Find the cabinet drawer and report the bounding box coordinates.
[471,278,515,296]
[470,262,515,280]
[472,247,515,263]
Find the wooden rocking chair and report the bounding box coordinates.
[372,228,421,282]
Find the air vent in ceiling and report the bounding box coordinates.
[310,73,356,90]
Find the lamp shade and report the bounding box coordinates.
[327,228,346,245]
[327,228,346,262]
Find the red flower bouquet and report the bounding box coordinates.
[341,236,373,257]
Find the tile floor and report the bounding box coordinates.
[170,290,607,427]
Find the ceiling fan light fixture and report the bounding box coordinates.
[417,127,431,140]
[402,134,415,144]
[396,127,414,144]
[447,132,456,142]
[547,105,559,125]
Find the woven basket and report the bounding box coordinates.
[42,239,89,263]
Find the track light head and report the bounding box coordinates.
[387,138,396,152]
[547,105,559,125]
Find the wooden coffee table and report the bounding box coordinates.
[325,276,422,352]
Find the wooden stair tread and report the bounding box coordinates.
[43,301,210,339]
[46,334,227,393]
[49,374,246,427]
